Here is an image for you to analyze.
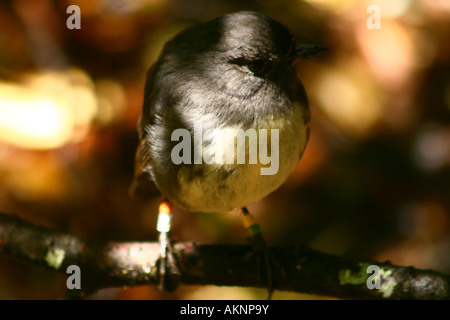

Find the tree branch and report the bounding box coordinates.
[0,212,449,299]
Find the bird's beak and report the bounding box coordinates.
[294,44,329,59]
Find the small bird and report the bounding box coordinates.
[130,11,327,296]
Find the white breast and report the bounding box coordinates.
[175,103,308,213]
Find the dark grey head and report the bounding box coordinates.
[169,11,295,64]
[143,11,327,128]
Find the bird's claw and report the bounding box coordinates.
[156,232,181,292]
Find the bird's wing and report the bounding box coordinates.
[129,66,161,199]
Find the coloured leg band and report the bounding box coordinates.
[248,223,262,236]
[241,209,262,236]
[157,200,173,233]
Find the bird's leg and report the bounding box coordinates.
[240,207,275,300]
[156,200,180,292]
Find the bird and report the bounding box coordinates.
[130,10,327,297]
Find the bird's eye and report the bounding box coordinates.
[247,59,268,75]
[229,57,270,76]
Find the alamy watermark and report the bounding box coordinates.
[66,5,81,30]
[367,5,381,29]
[170,123,280,175]
[66,265,81,290]
[366,264,381,289]
[66,4,381,31]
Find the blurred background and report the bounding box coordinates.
[0,0,449,299]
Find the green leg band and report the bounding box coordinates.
[249,223,262,236]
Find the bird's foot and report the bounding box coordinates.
[156,232,181,292]
[241,207,284,300]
